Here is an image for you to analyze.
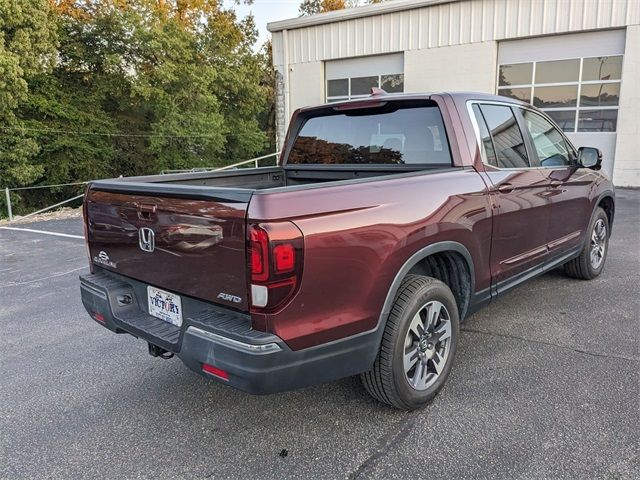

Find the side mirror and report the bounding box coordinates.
[577,147,602,170]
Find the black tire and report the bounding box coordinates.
[564,207,610,280]
[361,274,460,410]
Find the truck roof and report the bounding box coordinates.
[295,91,529,115]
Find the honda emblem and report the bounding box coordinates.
[138,227,155,253]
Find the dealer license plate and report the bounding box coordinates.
[147,286,183,327]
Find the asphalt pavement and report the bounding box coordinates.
[1,189,638,479]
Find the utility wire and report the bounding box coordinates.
[0,125,235,139]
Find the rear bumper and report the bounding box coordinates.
[79,269,378,394]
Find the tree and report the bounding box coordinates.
[0,0,57,187]
[0,1,271,216]
[299,0,346,15]
[299,0,385,15]
[257,41,277,155]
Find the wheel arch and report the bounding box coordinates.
[377,241,476,330]
[596,192,615,234]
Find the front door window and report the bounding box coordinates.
[521,109,573,167]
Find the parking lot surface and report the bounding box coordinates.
[1,189,638,479]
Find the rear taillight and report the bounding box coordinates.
[250,226,270,282]
[248,222,303,313]
[273,244,295,273]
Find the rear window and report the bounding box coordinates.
[287,102,452,166]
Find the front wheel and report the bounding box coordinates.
[565,207,610,280]
[361,275,459,410]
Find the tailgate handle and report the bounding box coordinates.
[138,203,157,219]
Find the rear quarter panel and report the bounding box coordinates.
[249,169,492,350]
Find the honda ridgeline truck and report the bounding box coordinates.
[80,92,614,409]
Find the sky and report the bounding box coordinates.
[225,0,301,47]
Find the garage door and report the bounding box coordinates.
[497,30,626,177]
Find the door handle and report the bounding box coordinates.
[497,183,515,194]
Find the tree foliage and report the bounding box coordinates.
[0,0,57,187]
[1,0,271,215]
[299,0,385,16]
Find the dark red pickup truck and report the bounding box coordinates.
[80,92,614,409]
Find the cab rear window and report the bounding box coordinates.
[287,102,452,166]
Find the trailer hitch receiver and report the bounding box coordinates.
[148,343,174,359]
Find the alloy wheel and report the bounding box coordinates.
[403,301,452,391]
[590,218,607,270]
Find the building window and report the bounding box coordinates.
[497,55,622,133]
[326,74,404,103]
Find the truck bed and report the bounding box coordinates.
[99,164,447,193]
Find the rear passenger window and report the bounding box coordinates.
[471,104,497,167]
[479,104,530,169]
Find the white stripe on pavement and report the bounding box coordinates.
[1,266,88,287]
[0,226,84,239]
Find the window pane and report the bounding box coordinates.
[543,110,577,132]
[582,56,623,81]
[472,104,497,167]
[351,76,379,96]
[381,74,404,93]
[498,87,531,103]
[533,85,578,108]
[535,59,580,84]
[479,104,530,169]
[327,79,348,97]
[577,110,618,132]
[288,104,452,166]
[580,83,620,107]
[522,110,571,167]
[498,63,533,86]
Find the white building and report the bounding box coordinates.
[268,0,640,186]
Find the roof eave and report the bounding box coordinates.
[267,0,459,33]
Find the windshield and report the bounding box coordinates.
[287,103,452,166]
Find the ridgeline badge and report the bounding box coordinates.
[93,250,116,268]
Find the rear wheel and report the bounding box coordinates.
[565,207,609,280]
[361,275,459,410]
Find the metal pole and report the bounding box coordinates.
[159,152,281,174]
[215,152,281,172]
[5,187,12,222]
[16,193,84,221]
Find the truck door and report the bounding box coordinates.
[470,103,550,293]
[516,107,597,262]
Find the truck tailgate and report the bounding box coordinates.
[85,184,251,311]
